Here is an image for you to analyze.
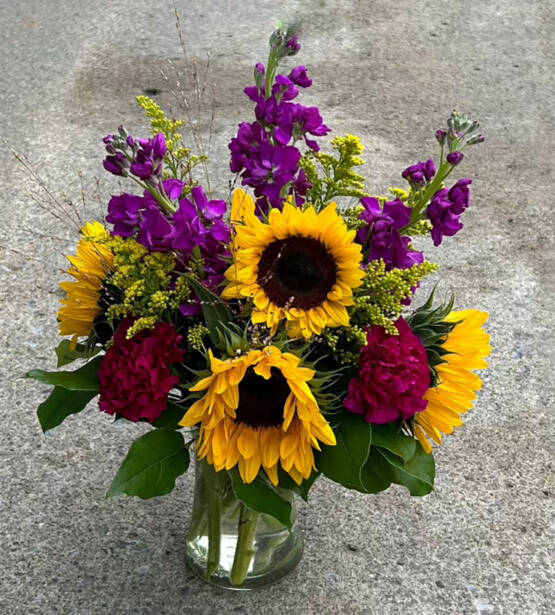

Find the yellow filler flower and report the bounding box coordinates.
[58,221,113,349]
[222,189,364,338]
[180,346,336,485]
[414,310,491,453]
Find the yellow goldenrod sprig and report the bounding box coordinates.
[300,134,369,209]
[136,95,207,187]
[352,259,439,335]
[100,236,192,337]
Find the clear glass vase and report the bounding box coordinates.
[185,458,303,589]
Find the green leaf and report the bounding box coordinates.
[378,443,435,496]
[107,429,190,499]
[229,469,292,528]
[26,356,103,391]
[37,386,97,432]
[372,423,416,463]
[55,339,100,368]
[152,401,186,429]
[359,447,393,494]
[317,412,372,490]
[277,467,319,502]
[185,275,232,346]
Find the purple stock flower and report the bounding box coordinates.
[106,193,146,236]
[446,151,464,165]
[244,84,264,103]
[448,178,472,213]
[103,152,126,176]
[426,178,472,246]
[357,197,423,270]
[272,75,299,101]
[107,179,186,241]
[229,122,266,173]
[243,142,300,193]
[289,66,312,88]
[137,208,174,251]
[129,133,167,180]
[292,104,330,150]
[402,159,436,185]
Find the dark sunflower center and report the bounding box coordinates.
[257,237,337,310]
[235,367,290,428]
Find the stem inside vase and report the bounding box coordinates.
[185,458,304,590]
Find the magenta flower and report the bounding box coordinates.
[343,318,430,424]
[98,320,185,423]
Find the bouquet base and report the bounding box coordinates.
[185,459,303,590]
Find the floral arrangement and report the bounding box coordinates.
[27,26,491,588]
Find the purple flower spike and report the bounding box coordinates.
[447,151,464,165]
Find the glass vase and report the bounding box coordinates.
[185,458,303,589]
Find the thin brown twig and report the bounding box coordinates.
[0,243,66,271]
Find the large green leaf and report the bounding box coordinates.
[107,429,190,499]
[372,423,417,463]
[229,469,292,528]
[378,443,435,496]
[55,339,100,368]
[359,447,394,493]
[317,412,372,491]
[185,275,232,345]
[37,386,97,432]
[26,356,102,391]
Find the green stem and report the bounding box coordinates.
[230,504,259,586]
[204,465,224,579]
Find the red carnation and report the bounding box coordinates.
[98,320,185,423]
[343,318,430,424]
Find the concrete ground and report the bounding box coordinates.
[1,1,553,613]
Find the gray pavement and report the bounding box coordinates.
[1,1,553,613]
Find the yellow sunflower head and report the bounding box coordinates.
[222,189,364,338]
[179,345,336,485]
[414,309,491,453]
[58,221,113,349]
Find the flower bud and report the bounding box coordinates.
[435,129,446,145]
[285,37,301,55]
[467,134,485,146]
[254,63,265,89]
[446,151,464,165]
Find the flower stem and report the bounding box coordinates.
[204,467,223,579]
[230,504,259,586]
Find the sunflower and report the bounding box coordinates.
[179,345,336,485]
[222,189,364,338]
[58,221,113,349]
[414,309,491,453]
